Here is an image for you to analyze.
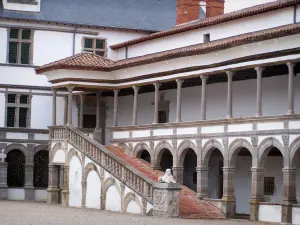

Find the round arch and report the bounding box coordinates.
[50,142,66,163]
[5,144,28,163]
[289,137,300,168]
[133,142,152,162]
[178,140,197,167]
[66,148,83,167]
[258,137,284,167]
[228,138,253,167]
[124,192,143,214]
[202,139,224,167]
[34,144,48,155]
[153,141,174,167]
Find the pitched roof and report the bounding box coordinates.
[0,0,202,32]
[36,23,300,74]
[111,0,300,49]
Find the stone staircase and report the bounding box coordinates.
[106,146,225,219]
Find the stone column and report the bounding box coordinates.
[153,83,161,124]
[94,92,102,144]
[24,163,34,200]
[249,168,265,221]
[287,62,295,115]
[47,164,60,204]
[132,86,140,126]
[0,152,8,200]
[200,75,208,120]
[52,88,57,126]
[113,90,119,127]
[172,167,184,184]
[175,79,184,123]
[281,168,297,224]
[79,94,84,129]
[196,166,209,199]
[153,183,181,218]
[254,67,264,117]
[67,86,74,125]
[64,96,68,125]
[61,165,69,206]
[222,167,236,218]
[226,71,234,119]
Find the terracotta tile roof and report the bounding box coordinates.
[110,0,300,50]
[35,23,300,74]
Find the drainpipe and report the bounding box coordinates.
[72,27,78,55]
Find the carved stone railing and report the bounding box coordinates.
[49,125,155,203]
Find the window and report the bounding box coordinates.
[8,28,33,64]
[203,33,210,43]
[6,93,31,128]
[82,37,107,57]
[264,177,275,195]
[158,111,167,123]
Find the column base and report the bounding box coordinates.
[93,128,102,144]
[47,187,60,204]
[281,201,297,224]
[0,187,8,200]
[61,189,69,207]
[249,199,262,221]
[24,186,35,201]
[221,197,236,218]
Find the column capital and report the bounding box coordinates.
[153,82,161,89]
[251,167,266,173]
[51,88,57,94]
[254,66,265,75]
[287,62,295,71]
[133,86,140,93]
[226,70,235,78]
[113,89,120,94]
[200,75,209,83]
[67,85,75,92]
[96,91,102,96]
[222,167,235,172]
[282,167,297,174]
[176,79,184,86]
[196,166,209,172]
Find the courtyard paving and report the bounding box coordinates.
[0,201,269,225]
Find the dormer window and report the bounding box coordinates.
[203,33,210,43]
[82,37,107,57]
[7,0,38,5]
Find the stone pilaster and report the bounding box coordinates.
[226,71,234,119]
[113,90,119,127]
[52,88,57,126]
[79,94,84,129]
[132,86,140,126]
[175,79,184,123]
[67,86,74,125]
[222,167,236,218]
[24,163,34,200]
[200,76,208,120]
[61,165,69,206]
[287,62,295,115]
[153,83,161,124]
[81,181,87,208]
[0,162,8,200]
[120,183,125,212]
[281,168,297,224]
[254,67,264,117]
[249,167,265,221]
[47,164,60,204]
[172,167,184,184]
[94,91,102,143]
[153,183,181,218]
[196,166,209,199]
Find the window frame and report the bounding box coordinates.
[6,28,34,65]
[5,92,32,128]
[82,37,107,57]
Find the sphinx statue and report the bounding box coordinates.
[158,169,176,183]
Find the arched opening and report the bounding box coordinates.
[234,148,252,216]
[208,148,224,199]
[33,150,49,188]
[159,148,173,172]
[292,146,300,202]
[6,150,25,188]
[262,147,283,203]
[137,149,151,163]
[183,148,197,191]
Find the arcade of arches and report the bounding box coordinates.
[134,139,300,216]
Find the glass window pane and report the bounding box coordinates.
[84,38,93,48]
[19,107,28,128]
[9,42,18,64]
[7,94,16,103]
[96,39,105,49]
[20,95,29,104]
[7,107,15,127]
[22,29,31,40]
[95,51,105,56]
[9,29,19,39]
[21,43,30,64]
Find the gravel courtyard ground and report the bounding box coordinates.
[0,201,269,225]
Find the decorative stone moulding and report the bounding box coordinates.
[7,0,38,4]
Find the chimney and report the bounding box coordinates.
[206,0,224,18]
[176,0,200,25]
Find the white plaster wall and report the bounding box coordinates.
[69,156,82,208]
[105,185,121,212]
[34,189,47,202]
[225,0,277,13]
[0,93,6,127]
[258,204,282,223]
[72,98,79,128]
[85,171,101,209]
[297,5,300,23]
[293,207,300,225]
[52,150,65,164]
[7,188,25,201]
[31,95,52,129]
[6,133,28,139]
[56,96,65,126]
[126,200,141,214]
[3,0,41,12]
[0,27,7,63]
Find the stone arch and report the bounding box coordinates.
[124,192,142,214]
[228,138,253,167]
[34,144,48,155]
[258,137,284,167]
[84,163,101,210]
[202,139,224,167]
[289,136,300,168]
[178,140,197,167]
[66,148,82,167]
[133,142,151,158]
[153,140,174,167]
[50,142,66,163]
[5,144,28,163]
[84,163,101,181]
[103,177,120,195]
[103,177,121,212]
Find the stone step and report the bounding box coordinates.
[105,145,225,219]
